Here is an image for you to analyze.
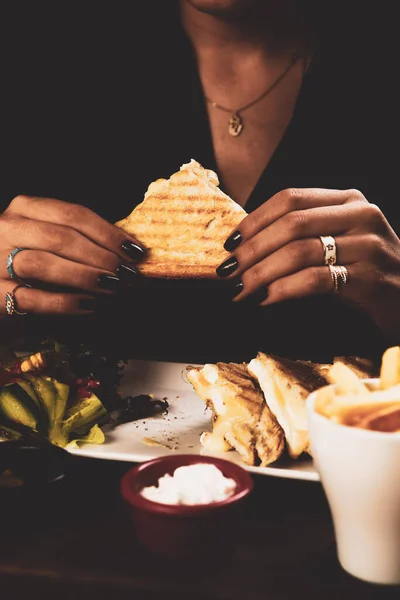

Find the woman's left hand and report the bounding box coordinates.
[216,188,400,337]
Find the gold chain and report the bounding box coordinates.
[205,51,305,137]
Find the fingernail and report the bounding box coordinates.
[121,241,145,261]
[232,281,243,298]
[98,274,122,291]
[79,298,97,312]
[224,231,242,252]
[255,288,269,303]
[117,263,138,283]
[216,256,238,278]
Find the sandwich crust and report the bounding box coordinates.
[115,159,247,278]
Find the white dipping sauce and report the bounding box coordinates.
[140,463,237,505]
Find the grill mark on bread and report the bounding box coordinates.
[216,363,264,412]
[131,207,231,214]
[256,405,286,467]
[139,266,222,278]
[333,355,378,379]
[266,354,329,392]
[129,241,231,250]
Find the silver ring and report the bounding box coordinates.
[320,236,336,266]
[329,265,348,294]
[5,284,29,316]
[6,247,27,281]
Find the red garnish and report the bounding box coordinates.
[74,376,100,401]
[11,361,22,375]
[86,380,100,389]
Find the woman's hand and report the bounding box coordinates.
[0,195,145,317]
[217,188,400,338]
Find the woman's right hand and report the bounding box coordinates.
[0,195,145,317]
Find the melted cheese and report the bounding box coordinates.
[201,392,250,454]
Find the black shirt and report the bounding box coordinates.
[1,3,398,363]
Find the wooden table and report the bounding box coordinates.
[0,454,399,600]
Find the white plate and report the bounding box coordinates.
[69,360,320,482]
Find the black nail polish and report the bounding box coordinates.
[216,256,239,278]
[117,263,138,283]
[255,288,269,303]
[98,274,122,291]
[232,281,243,298]
[79,298,97,311]
[224,231,242,252]
[121,241,145,261]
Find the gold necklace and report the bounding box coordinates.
[205,52,302,137]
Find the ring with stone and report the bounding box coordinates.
[5,283,29,316]
[6,247,27,281]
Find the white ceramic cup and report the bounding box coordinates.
[307,378,400,585]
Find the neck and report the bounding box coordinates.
[180,0,313,58]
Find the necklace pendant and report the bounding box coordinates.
[229,112,243,137]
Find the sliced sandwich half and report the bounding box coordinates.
[186,362,285,466]
[247,353,330,459]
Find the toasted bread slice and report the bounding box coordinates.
[187,362,285,466]
[333,356,378,380]
[115,159,247,278]
[248,353,329,459]
[255,404,286,467]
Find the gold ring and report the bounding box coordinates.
[5,284,28,316]
[329,265,348,293]
[320,236,337,266]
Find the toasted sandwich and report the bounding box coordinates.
[188,351,377,466]
[115,159,247,278]
[186,362,285,466]
[247,353,330,459]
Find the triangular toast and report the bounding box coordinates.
[248,353,329,459]
[115,159,247,278]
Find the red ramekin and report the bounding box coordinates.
[120,454,254,559]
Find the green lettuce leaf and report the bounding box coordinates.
[66,424,105,449]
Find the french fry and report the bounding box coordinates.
[316,384,400,422]
[380,346,400,390]
[326,362,371,396]
[314,347,400,433]
[314,386,374,421]
[314,385,339,418]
